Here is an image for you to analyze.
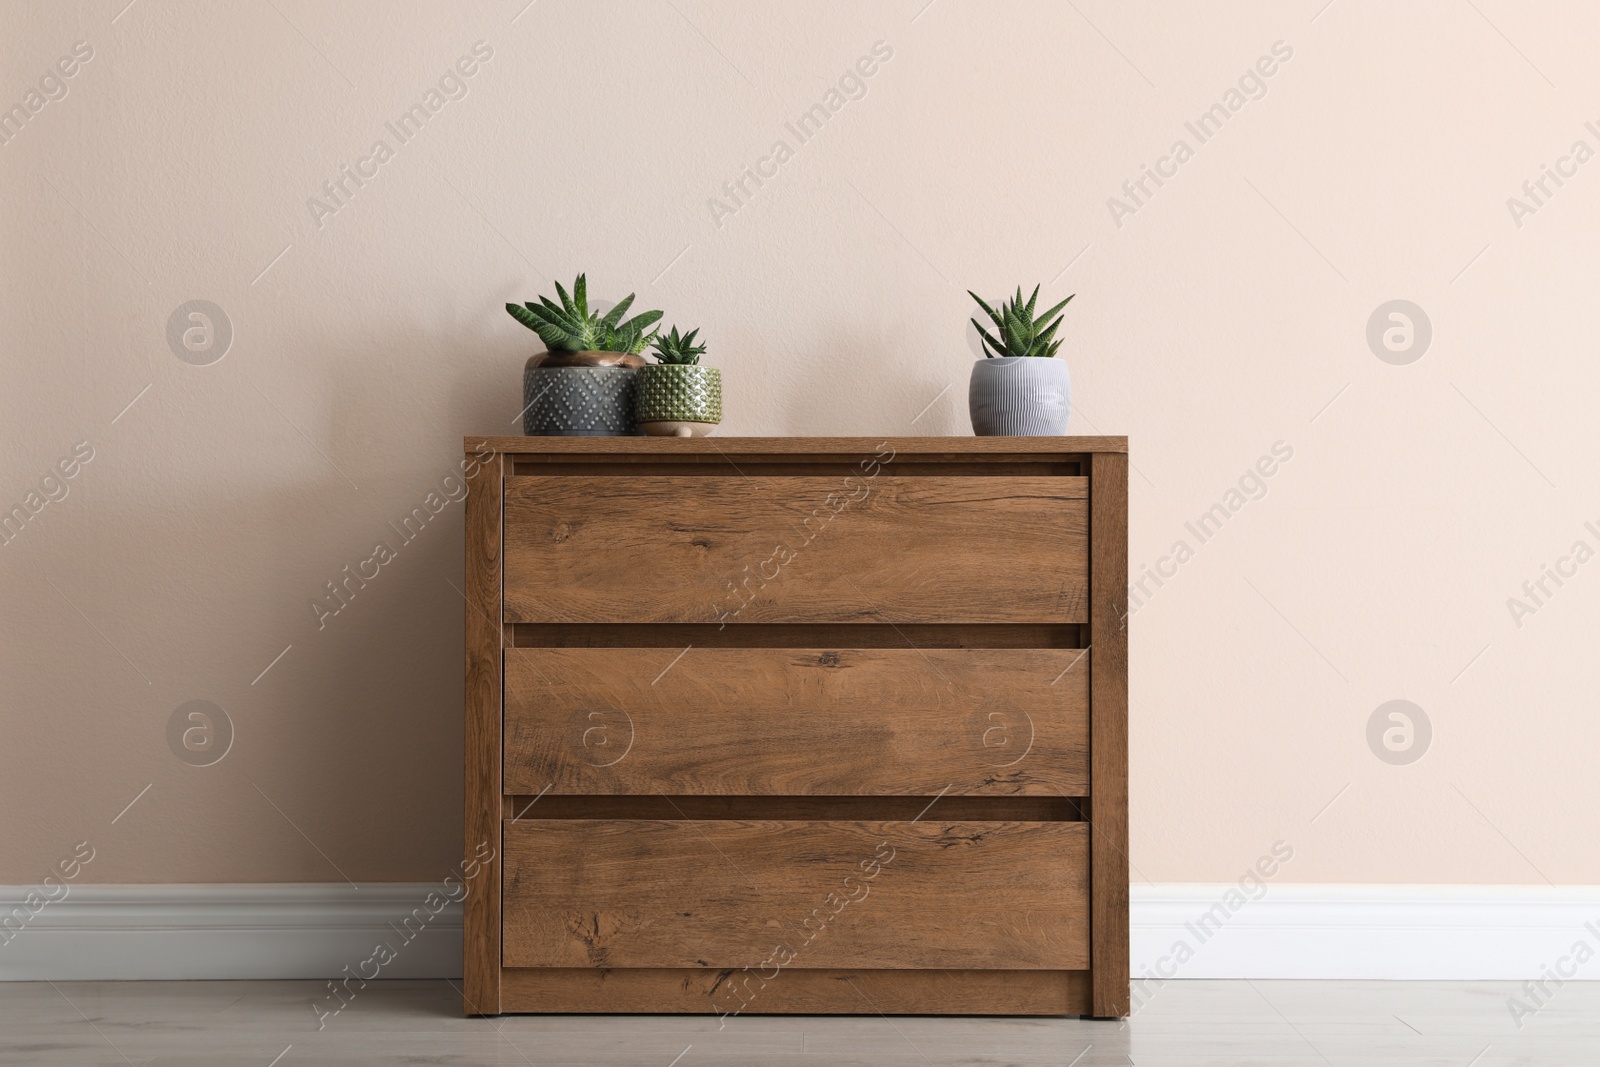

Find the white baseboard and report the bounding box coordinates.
[3,883,1596,981]
[1132,883,1600,980]
[0,884,461,981]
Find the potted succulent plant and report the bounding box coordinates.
[967,285,1074,436]
[635,326,722,437]
[506,275,662,436]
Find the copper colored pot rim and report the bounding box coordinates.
[527,350,646,369]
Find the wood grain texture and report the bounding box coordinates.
[501,819,1090,971]
[463,438,1128,1017]
[512,461,1086,477]
[1088,451,1130,1018]
[504,646,1090,796]
[467,435,1128,455]
[501,795,1082,821]
[503,476,1089,624]
[461,451,503,1016]
[499,967,1091,1015]
[512,622,1084,648]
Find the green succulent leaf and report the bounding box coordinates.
[599,293,635,329]
[508,302,577,350]
[650,324,708,364]
[1037,294,1073,323]
[618,308,664,335]
[967,291,1005,331]
[967,284,1076,357]
[507,275,664,354]
[533,296,578,330]
[971,319,1004,359]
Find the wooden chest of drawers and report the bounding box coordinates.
[462,436,1128,1017]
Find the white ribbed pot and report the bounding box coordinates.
[968,356,1071,436]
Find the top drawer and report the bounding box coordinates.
[503,475,1088,624]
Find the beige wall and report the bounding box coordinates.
[3,0,1596,887]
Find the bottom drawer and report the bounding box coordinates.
[499,967,1091,1015]
[502,819,1089,970]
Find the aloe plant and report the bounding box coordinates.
[506,274,662,354]
[968,285,1073,358]
[649,326,706,366]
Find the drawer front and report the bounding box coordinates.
[503,646,1089,796]
[502,819,1089,970]
[502,475,1088,623]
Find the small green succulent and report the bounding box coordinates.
[968,285,1073,358]
[650,326,706,365]
[506,274,663,354]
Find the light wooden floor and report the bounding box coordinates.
[1,979,1594,1065]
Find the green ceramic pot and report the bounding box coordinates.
[634,365,722,437]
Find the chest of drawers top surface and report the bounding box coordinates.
[462,436,1129,1019]
[465,435,1127,453]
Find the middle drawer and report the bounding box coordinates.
[504,646,1090,796]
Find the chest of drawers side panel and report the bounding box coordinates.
[1089,450,1130,1017]
[463,448,504,1015]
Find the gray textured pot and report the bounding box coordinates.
[968,357,1071,436]
[522,353,641,436]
